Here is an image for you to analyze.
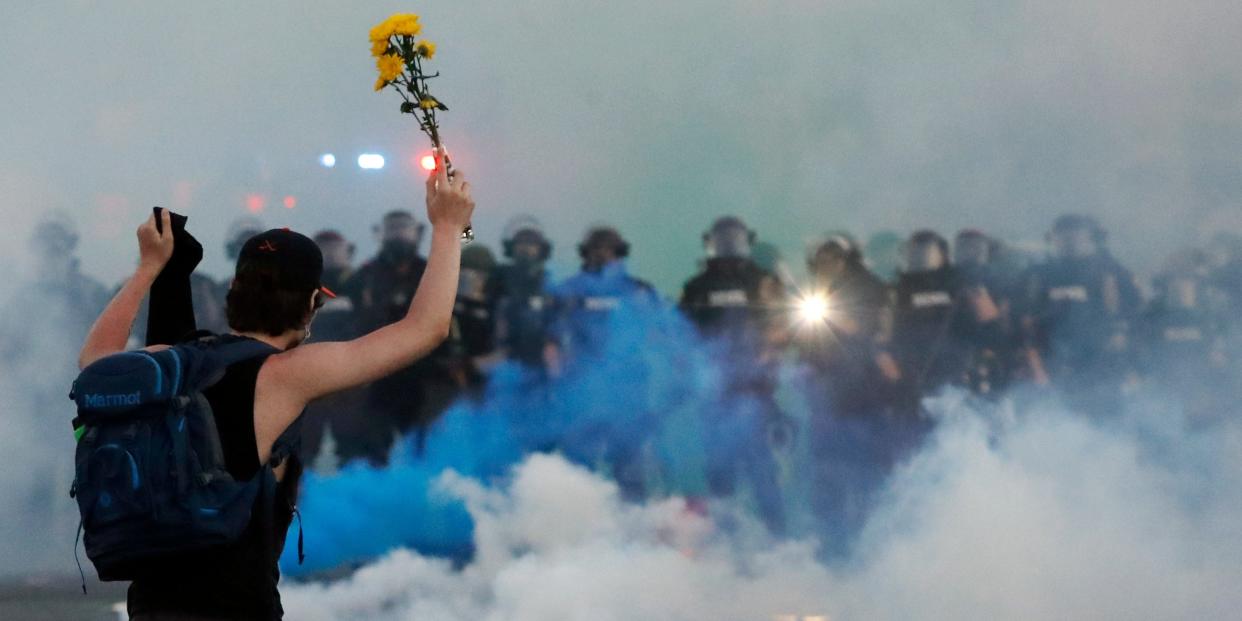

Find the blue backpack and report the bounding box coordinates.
[69,336,290,582]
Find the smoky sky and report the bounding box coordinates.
[2,0,1241,293]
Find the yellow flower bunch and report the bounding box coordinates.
[376,54,405,83]
[368,13,421,42]
[367,12,470,241]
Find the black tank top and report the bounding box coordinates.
[127,339,302,620]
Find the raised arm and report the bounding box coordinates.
[79,210,175,368]
[267,150,475,403]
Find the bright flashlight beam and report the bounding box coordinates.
[419,154,437,171]
[320,153,336,168]
[357,153,385,170]
[796,294,831,324]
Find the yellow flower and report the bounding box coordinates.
[370,39,389,58]
[419,96,439,110]
[368,20,395,42]
[389,14,421,37]
[369,14,420,42]
[374,77,388,92]
[415,39,436,59]
[376,54,405,83]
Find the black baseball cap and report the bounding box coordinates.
[236,228,337,298]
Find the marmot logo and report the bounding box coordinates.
[84,392,142,408]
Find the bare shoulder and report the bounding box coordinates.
[254,340,357,405]
[253,348,328,463]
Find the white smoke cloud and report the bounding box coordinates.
[282,392,1242,621]
[283,453,834,621]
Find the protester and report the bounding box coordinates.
[74,152,474,619]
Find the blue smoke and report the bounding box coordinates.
[283,297,726,575]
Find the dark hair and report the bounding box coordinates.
[225,261,321,336]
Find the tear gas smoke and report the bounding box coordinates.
[281,394,1242,620]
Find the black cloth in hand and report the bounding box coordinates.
[147,207,205,346]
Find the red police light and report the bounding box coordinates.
[419,154,437,171]
[245,193,265,214]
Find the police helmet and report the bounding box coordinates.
[502,216,552,261]
[578,225,630,259]
[902,229,950,273]
[702,216,756,259]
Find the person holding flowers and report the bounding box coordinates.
[72,11,478,617]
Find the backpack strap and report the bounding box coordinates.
[209,337,281,367]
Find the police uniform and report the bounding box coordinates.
[553,260,659,501]
[339,252,429,465]
[493,264,557,369]
[680,256,787,535]
[1021,252,1142,415]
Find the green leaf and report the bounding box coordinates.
[400,101,416,113]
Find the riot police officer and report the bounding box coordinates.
[679,216,787,535]
[299,229,362,466]
[308,229,359,342]
[889,230,1005,414]
[952,228,1017,395]
[1138,249,1229,425]
[493,217,559,371]
[1020,214,1142,417]
[344,210,430,464]
[555,226,658,360]
[451,244,500,385]
[553,225,659,501]
[795,232,892,551]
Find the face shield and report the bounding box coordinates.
[382,217,422,245]
[317,240,353,271]
[954,234,991,267]
[705,226,751,259]
[905,237,946,273]
[581,228,626,272]
[810,244,848,281]
[510,229,548,264]
[1052,228,1097,260]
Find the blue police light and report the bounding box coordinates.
[357,153,385,170]
[320,153,336,168]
